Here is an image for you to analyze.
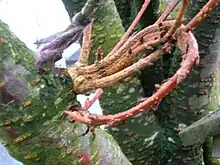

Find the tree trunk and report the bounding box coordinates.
[0,20,131,165]
[62,0,220,164]
[2,0,220,164]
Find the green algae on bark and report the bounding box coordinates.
[0,19,132,165]
[54,0,220,164]
[77,1,165,164]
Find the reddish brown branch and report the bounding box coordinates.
[77,23,93,66]
[73,49,166,93]
[67,1,218,94]
[156,0,181,24]
[70,0,214,92]
[105,31,199,127]
[68,21,175,83]
[82,88,103,111]
[184,0,220,32]
[108,0,151,56]
[167,0,189,36]
[65,30,199,128]
[64,0,219,129]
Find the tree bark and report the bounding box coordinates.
[61,1,167,165]
[0,19,131,165]
[2,0,219,164]
[61,0,220,164]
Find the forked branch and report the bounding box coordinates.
[65,30,199,128]
[64,0,219,129]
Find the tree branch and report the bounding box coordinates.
[108,0,151,56]
[179,109,220,146]
[184,0,220,32]
[65,30,199,128]
[156,0,182,24]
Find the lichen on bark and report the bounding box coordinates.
[0,19,131,165]
[63,0,166,164]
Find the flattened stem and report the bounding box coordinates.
[77,23,93,66]
[68,21,176,93]
[65,30,199,128]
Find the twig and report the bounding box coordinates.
[156,0,182,24]
[184,0,220,32]
[106,30,199,127]
[108,0,151,56]
[64,30,199,128]
[68,21,175,81]
[68,0,218,93]
[167,0,189,37]
[82,88,103,111]
[64,0,220,129]
[73,49,166,93]
[77,23,93,66]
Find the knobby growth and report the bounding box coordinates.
[62,0,220,130]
